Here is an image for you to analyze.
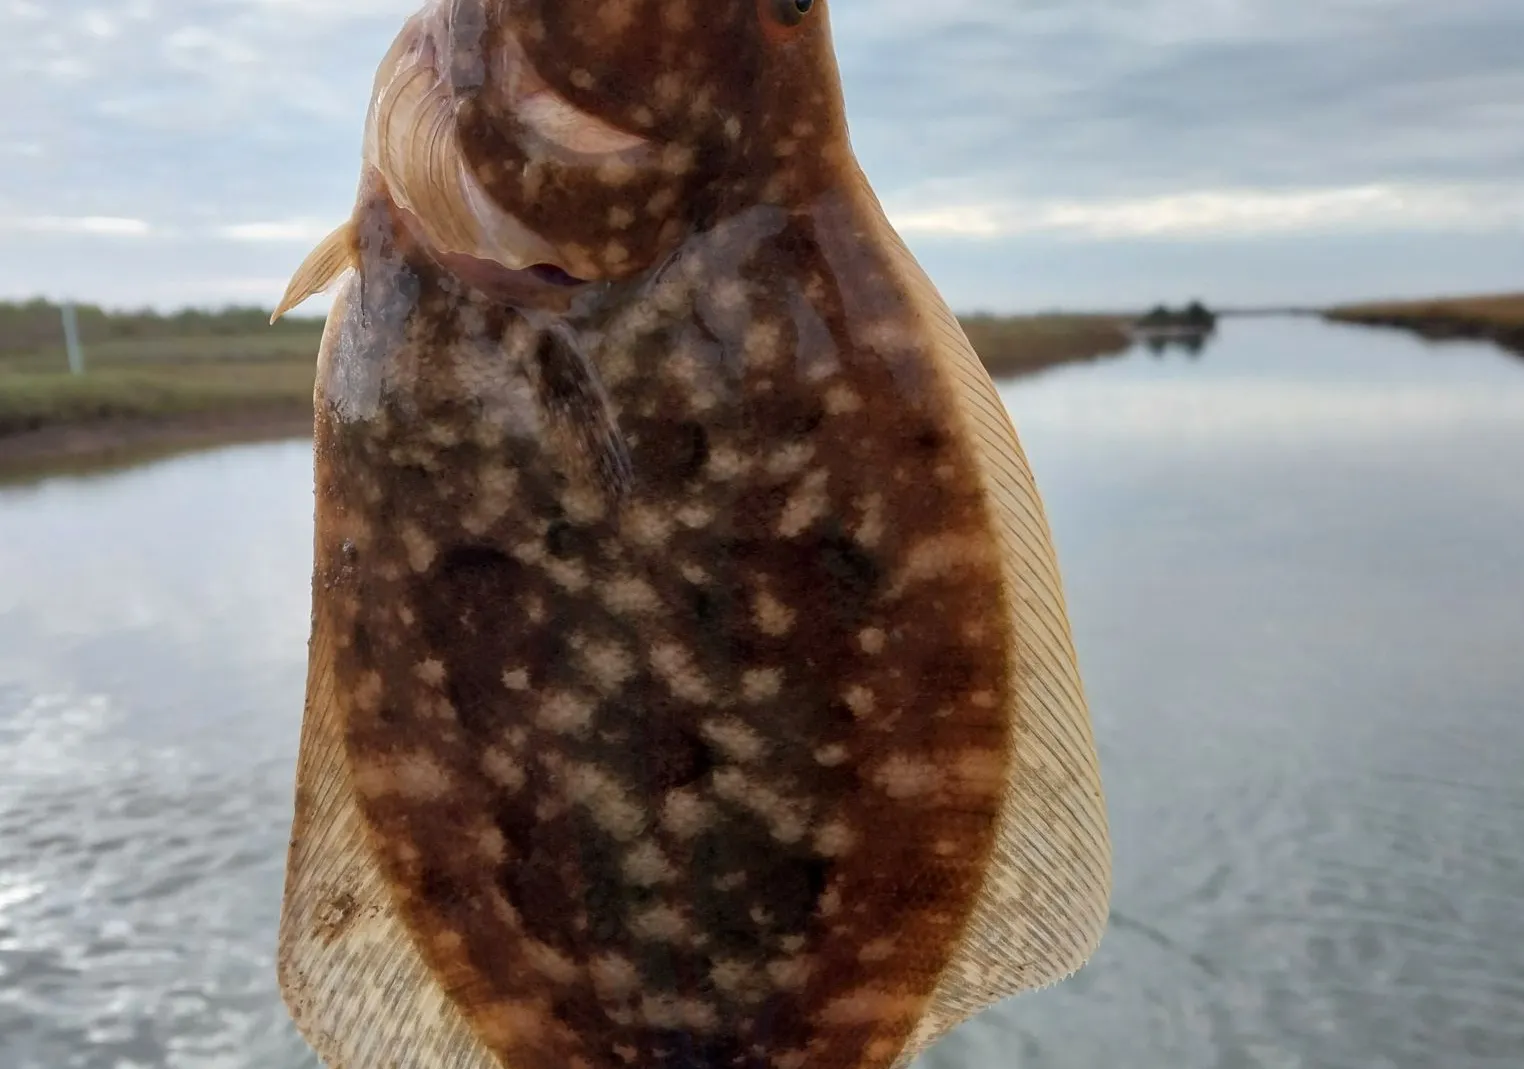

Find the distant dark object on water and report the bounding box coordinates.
[1137,301,1218,331]
[1130,301,1218,355]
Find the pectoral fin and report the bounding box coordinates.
[271,223,358,324]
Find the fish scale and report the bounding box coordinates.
[273,3,1110,1069]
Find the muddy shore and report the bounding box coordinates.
[0,405,314,481]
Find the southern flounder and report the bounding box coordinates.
[273,3,1111,1069]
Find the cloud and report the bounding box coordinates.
[0,215,154,237]
[214,219,336,244]
[2,0,1523,309]
[887,182,1524,241]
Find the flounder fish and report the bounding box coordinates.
[273,2,1111,1068]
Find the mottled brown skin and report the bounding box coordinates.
[310,4,1019,1069]
[455,0,854,280]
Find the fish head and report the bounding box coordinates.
[369,0,852,287]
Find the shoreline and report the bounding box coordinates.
[0,405,314,481]
[0,313,1138,476]
[1326,294,1524,357]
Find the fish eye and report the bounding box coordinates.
[772,0,815,28]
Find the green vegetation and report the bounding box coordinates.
[0,300,324,439]
[0,298,321,359]
[1327,293,1524,356]
[0,363,318,437]
[0,298,1133,466]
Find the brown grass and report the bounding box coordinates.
[960,314,1134,377]
[1326,292,1524,354]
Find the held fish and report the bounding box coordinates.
[273,3,1111,1069]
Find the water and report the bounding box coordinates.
[1,318,1521,1069]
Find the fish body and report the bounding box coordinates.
[276,4,1111,1069]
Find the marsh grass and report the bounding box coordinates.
[0,302,325,437]
[960,313,1133,376]
[0,363,318,437]
[1327,293,1524,356]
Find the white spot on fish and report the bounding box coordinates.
[825,384,862,414]
[766,955,814,991]
[752,590,795,636]
[623,841,676,887]
[591,953,640,1000]
[660,788,713,839]
[814,744,849,767]
[843,685,876,718]
[577,638,635,694]
[713,769,808,845]
[536,691,596,735]
[482,747,526,793]
[707,446,751,481]
[475,825,507,863]
[394,752,453,802]
[777,471,830,538]
[872,754,945,800]
[563,763,646,840]
[523,938,579,984]
[400,523,437,573]
[650,642,714,704]
[630,904,691,943]
[817,987,921,1027]
[742,668,783,703]
[603,576,661,615]
[854,493,884,549]
[700,717,768,763]
[813,819,856,857]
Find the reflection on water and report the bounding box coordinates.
[0,443,318,1069]
[1,319,1521,1068]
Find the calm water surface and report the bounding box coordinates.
[1,318,1521,1069]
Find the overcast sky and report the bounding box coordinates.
[2,0,1521,313]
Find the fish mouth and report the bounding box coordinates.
[394,203,598,308]
[366,5,651,289]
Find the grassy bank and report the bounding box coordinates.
[0,300,324,470]
[960,313,1133,377]
[1326,293,1524,356]
[0,299,1133,470]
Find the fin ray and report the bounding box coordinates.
[276,279,500,1069]
[271,223,356,324]
[854,173,1112,1064]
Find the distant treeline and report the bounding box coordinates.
[0,299,322,359]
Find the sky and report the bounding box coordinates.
[1,0,1522,314]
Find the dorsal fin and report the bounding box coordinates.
[849,169,1112,1065]
[271,222,357,324]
